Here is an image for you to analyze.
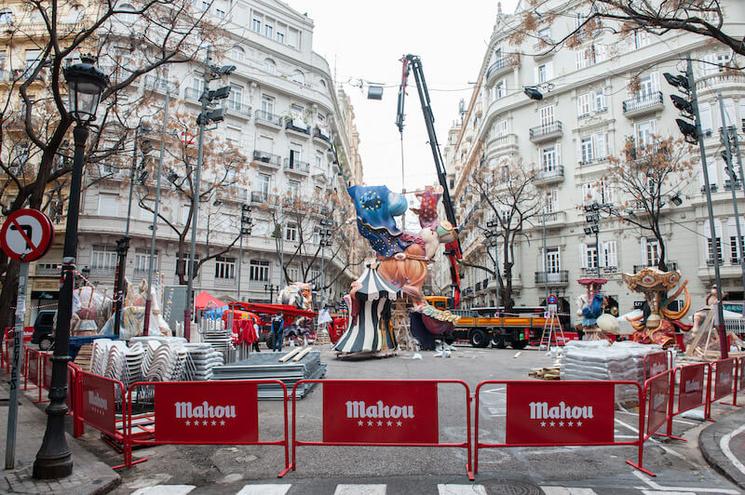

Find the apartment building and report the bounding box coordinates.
[0,0,364,320]
[433,0,745,318]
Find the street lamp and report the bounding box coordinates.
[237,204,253,301]
[318,219,334,307]
[34,55,108,480]
[264,284,279,303]
[584,203,601,277]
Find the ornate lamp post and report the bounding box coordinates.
[33,56,108,479]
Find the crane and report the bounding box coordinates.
[396,54,463,308]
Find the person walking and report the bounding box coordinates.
[271,314,285,352]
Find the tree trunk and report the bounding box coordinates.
[655,230,668,271]
[0,261,20,342]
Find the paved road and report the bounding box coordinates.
[79,345,741,495]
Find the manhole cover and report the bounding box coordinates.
[481,479,543,495]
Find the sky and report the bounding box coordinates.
[288,1,518,196]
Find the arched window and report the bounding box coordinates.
[290,69,304,85]
[117,3,137,25]
[263,58,276,74]
[231,45,245,62]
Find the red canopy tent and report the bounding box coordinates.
[194,291,227,310]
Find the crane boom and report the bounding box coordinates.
[396,54,462,308]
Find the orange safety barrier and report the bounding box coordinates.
[290,379,473,480]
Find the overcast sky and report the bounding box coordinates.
[289,1,518,197]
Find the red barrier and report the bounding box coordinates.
[643,351,670,382]
[735,357,745,406]
[23,347,44,402]
[291,379,473,479]
[474,380,653,476]
[712,358,736,404]
[126,380,290,476]
[661,363,709,440]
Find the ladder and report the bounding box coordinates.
[539,306,565,351]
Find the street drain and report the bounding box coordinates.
[481,479,543,495]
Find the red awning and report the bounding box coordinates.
[194,291,227,310]
[229,301,316,319]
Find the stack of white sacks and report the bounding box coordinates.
[560,340,666,402]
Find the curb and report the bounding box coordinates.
[699,404,745,490]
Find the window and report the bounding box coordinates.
[215,256,236,280]
[288,27,300,48]
[577,93,592,117]
[91,246,117,271]
[637,72,659,98]
[576,46,595,69]
[118,3,137,24]
[699,103,713,134]
[582,183,596,204]
[730,235,744,263]
[289,143,303,163]
[601,240,618,268]
[25,49,41,72]
[537,64,548,83]
[544,189,558,213]
[577,88,606,117]
[581,243,599,269]
[249,260,269,281]
[594,89,606,111]
[252,16,262,32]
[537,27,551,44]
[226,126,241,144]
[645,238,660,267]
[494,119,509,137]
[134,251,158,273]
[263,58,276,74]
[634,119,656,147]
[264,18,274,38]
[97,192,118,216]
[290,103,304,118]
[494,80,506,100]
[285,223,298,241]
[260,94,275,114]
[287,266,299,282]
[0,10,12,24]
[0,50,6,80]
[180,204,190,225]
[541,144,560,171]
[634,30,651,49]
[290,70,304,85]
[600,180,615,204]
[276,23,286,43]
[288,179,300,198]
[704,220,723,264]
[539,105,554,127]
[701,52,731,74]
[231,45,245,61]
[257,173,270,194]
[580,137,593,164]
[315,150,324,170]
[544,247,561,272]
[227,83,243,111]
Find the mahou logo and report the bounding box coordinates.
[345,400,415,419]
[88,390,108,411]
[684,379,702,393]
[175,401,237,419]
[529,401,594,420]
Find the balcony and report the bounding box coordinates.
[695,72,745,96]
[633,262,678,273]
[226,185,248,202]
[285,117,311,136]
[313,126,332,144]
[283,158,310,175]
[579,156,609,167]
[250,191,278,205]
[255,110,283,129]
[486,133,519,156]
[462,287,475,298]
[540,211,567,226]
[252,150,281,169]
[701,184,719,194]
[622,91,664,117]
[529,121,563,143]
[35,263,61,277]
[143,75,176,95]
[225,101,252,119]
[485,55,518,84]
[534,166,564,185]
[534,270,569,286]
[725,179,742,191]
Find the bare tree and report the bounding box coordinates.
[137,109,249,284]
[0,0,224,327]
[512,0,744,61]
[467,161,542,310]
[599,135,695,271]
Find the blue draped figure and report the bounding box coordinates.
[348,185,412,257]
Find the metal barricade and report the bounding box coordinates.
[662,363,709,440]
[126,379,290,476]
[23,347,43,402]
[290,379,473,480]
[474,380,653,476]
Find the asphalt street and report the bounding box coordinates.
[73,345,744,495]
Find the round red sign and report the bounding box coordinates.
[0,209,54,262]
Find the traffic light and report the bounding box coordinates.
[663,72,698,144]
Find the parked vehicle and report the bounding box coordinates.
[31,310,56,350]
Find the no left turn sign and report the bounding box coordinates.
[0,209,54,262]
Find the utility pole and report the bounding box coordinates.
[143,89,170,334]
[728,128,745,317]
[686,58,728,358]
[486,219,500,313]
[319,219,333,307]
[183,48,235,340]
[541,206,549,305]
[718,94,745,312]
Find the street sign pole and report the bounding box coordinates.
[5,261,29,469]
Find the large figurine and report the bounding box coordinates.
[575,277,607,340]
[621,267,691,348]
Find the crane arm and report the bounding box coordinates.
[396,54,462,308]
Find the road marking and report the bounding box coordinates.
[614,418,687,462]
[633,470,741,494]
[334,484,386,495]
[720,422,745,476]
[131,486,196,495]
[541,487,597,494]
[642,491,693,495]
[438,484,487,494]
[236,484,292,495]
